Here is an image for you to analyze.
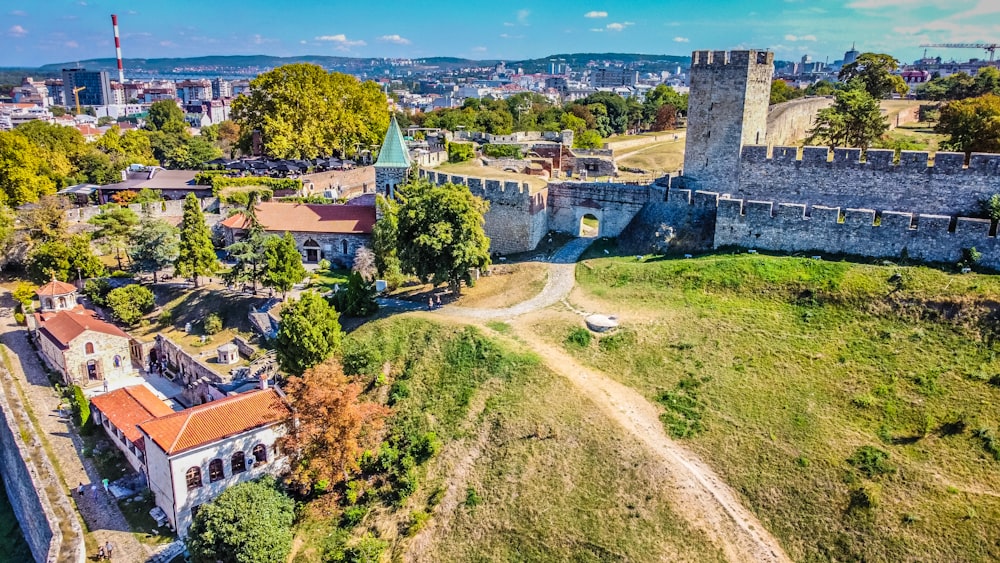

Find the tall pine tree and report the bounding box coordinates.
[264,231,307,297]
[175,193,218,287]
[224,194,269,293]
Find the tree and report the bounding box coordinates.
[643,84,688,125]
[105,284,156,325]
[653,105,678,132]
[839,53,908,99]
[575,92,629,135]
[372,196,403,284]
[0,205,15,270]
[275,291,342,376]
[146,100,186,133]
[175,193,218,286]
[224,197,269,292]
[573,130,603,149]
[231,64,389,159]
[936,94,1000,155]
[263,232,306,297]
[27,234,105,284]
[19,195,69,244]
[394,180,491,294]
[0,130,58,206]
[187,477,294,563]
[279,360,388,494]
[130,214,179,282]
[352,246,377,280]
[446,141,475,163]
[770,80,805,104]
[89,207,139,270]
[807,86,889,150]
[329,272,379,317]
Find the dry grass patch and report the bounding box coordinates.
[615,140,685,176]
[433,160,548,193]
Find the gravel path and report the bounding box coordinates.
[0,293,160,563]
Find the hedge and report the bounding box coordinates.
[71,385,90,427]
[447,142,476,163]
[482,144,523,159]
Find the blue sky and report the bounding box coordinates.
[2,0,999,67]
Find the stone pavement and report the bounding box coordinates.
[0,293,172,563]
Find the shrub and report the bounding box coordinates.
[12,282,36,306]
[13,312,25,325]
[388,380,410,405]
[317,258,331,271]
[447,141,475,163]
[973,427,1000,461]
[341,505,366,527]
[203,313,223,335]
[157,309,174,326]
[344,533,387,563]
[212,176,298,194]
[83,278,112,307]
[482,144,523,159]
[849,483,881,511]
[406,510,430,536]
[464,487,481,507]
[980,193,1000,222]
[847,446,895,478]
[105,284,156,325]
[565,327,592,348]
[71,385,90,427]
[110,270,132,278]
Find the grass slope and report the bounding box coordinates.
[538,250,1000,562]
[291,317,724,562]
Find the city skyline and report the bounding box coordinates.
[2,0,999,68]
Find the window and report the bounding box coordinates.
[58,297,66,308]
[45,299,53,309]
[85,342,95,354]
[231,451,246,473]
[113,356,122,368]
[252,443,267,464]
[208,459,224,482]
[186,467,202,490]
[342,240,348,254]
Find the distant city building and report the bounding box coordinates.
[843,43,860,66]
[110,82,126,105]
[61,68,113,107]
[14,78,50,107]
[177,79,213,104]
[211,78,232,99]
[589,65,638,88]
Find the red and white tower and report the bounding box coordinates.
[111,14,124,84]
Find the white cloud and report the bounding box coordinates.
[9,10,26,16]
[378,34,410,45]
[159,40,176,47]
[606,21,634,31]
[472,46,487,52]
[516,9,530,24]
[300,40,307,44]
[65,40,78,48]
[499,33,524,39]
[590,28,605,32]
[847,0,952,8]
[784,34,817,41]
[8,25,27,37]
[584,10,608,18]
[673,36,690,42]
[503,22,515,26]
[315,34,366,47]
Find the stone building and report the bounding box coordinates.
[30,280,138,387]
[137,388,291,535]
[374,114,411,199]
[219,202,375,268]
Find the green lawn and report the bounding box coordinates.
[532,249,1000,562]
[308,269,351,292]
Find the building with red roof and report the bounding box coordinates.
[220,201,375,267]
[90,385,175,472]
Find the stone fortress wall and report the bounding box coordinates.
[764,97,833,147]
[64,197,221,225]
[547,181,650,238]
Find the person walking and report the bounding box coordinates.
[77,482,84,496]
[105,541,114,559]
[97,545,105,560]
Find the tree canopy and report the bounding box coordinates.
[936,93,1000,155]
[920,67,1000,101]
[392,179,491,293]
[175,193,218,286]
[275,291,342,376]
[89,207,139,271]
[263,231,307,296]
[105,284,156,325]
[231,63,389,159]
[807,85,888,150]
[27,234,105,284]
[187,476,295,563]
[130,214,180,282]
[839,53,908,99]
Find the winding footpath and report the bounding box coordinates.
[434,239,792,563]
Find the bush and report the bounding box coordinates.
[203,313,223,335]
[464,487,481,507]
[110,270,132,278]
[482,144,523,159]
[980,194,1000,222]
[447,141,475,163]
[157,309,174,326]
[344,534,387,563]
[341,505,366,527]
[847,446,895,478]
[974,427,1000,461]
[83,278,112,307]
[12,282,36,306]
[849,483,881,511]
[212,176,299,194]
[13,312,25,325]
[105,284,156,325]
[406,510,430,536]
[71,385,90,427]
[187,477,294,563]
[317,258,331,271]
[565,327,592,348]
[328,272,379,317]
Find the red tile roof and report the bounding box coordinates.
[220,202,375,234]
[36,309,130,349]
[36,279,77,298]
[90,385,175,449]
[139,389,290,455]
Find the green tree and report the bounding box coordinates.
[447,141,475,163]
[329,271,379,317]
[130,214,179,282]
[224,197,269,292]
[643,84,688,125]
[839,53,908,99]
[807,86,889,150]
[394,180,491,294]
[0,130,58,206]
[89,207,139,270]
[573,130,604,149]
[275,291,342,376]
[936,94,1000,155]
[175,193,218,286]
[0,205,15,269]
[146,100,186,133]
[19,195,68,244]
[27,234,106,284]
[105,284,156,325]
[231,64,389,159]
[770,80,805,104]
[575,92,629,135]
[372,195,403,284]
[187,477,294,563]
[263,231,307,297]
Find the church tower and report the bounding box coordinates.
[374,115,412,200]
[682,50,774,194]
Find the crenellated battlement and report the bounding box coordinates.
[417,168,535,206]
[691,50,774,67]
[740,145,1000,173]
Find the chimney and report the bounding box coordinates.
[111,14,125,85]
[259,372,268,390]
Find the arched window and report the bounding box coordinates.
[45,299,53,309]
[113,356,122,368]
[231,451,246,473]
[85,342,95,354]
[252,443,267,464]
[58,297,66,308]
[208,459,224,482]
[186,467,202,490]
[342,240,348,254]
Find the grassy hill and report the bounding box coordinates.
[527,246,1000,561]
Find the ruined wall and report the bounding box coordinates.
[65,197,220,224]
[301,166,375,195]
[547,181,650,238]
[764,97,833,147]
[618,187,720,253]
[737,146,1000,217]
[714,198,1000,270]
[418,169,548,255]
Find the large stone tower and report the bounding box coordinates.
[374,115,411,199]
[682,50,774,194]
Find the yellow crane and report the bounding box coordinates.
[72,86,86,115]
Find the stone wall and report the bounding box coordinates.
[618,187,720,253]
[155,335,229,387]
[301,167,375,196]
[64,197,219,224]
[714,197,1000,270]
[764,97,833,147]
[736,145,1000,217]
[547,181,651,238]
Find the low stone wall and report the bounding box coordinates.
[301,167,375,197]
[64,198,219,224]
[154,334,227,387]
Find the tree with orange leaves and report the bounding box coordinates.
[280,359,389,495]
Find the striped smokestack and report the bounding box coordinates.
[111,14,124,84]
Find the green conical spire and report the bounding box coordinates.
[375,115,411,169]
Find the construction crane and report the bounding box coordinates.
[920,43,999,62]
[72,86,86,115]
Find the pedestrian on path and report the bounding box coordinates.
[77,482,84,495]
[105,540,114,559]
[102,478,110,494]
[428,297,434,310]
[97,545,105,560]
[436,294,442,307]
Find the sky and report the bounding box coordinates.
[2,0,999,67]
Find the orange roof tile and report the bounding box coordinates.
[36,309,130,349]
[91,385,174,449]
[138,389,290,455]
[36,278,77,298]
[220,202,375,235]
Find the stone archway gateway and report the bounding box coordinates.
[302,239,320,263]
[579,213,600,238]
